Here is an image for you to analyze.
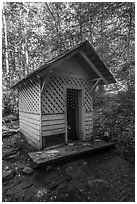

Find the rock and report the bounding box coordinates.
[46,165,54,172]
[103,135,110,142]
[23,166,34,175]
[5,153,18,160]
[2,149,17,159]
[15,164,24,174]
[68,143,74,146]
[103,131,110,142]
[5,165,10,170]
[49,180,59,190]
[2,161,11,171]
[30,161,38,169]
[36,188,48,198]
[22,183,33,190]
[2,169,15,182]
[2,129,18,137]
[65,175,72,181]
[94,139,101,142]
[49,175,72,190]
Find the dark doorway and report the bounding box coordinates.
[67,89,80,141]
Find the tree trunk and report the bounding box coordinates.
[2,6,9,74]
[100,3,104,60]
[127,11,132,63]
[126,9,133,91]
[98,3,105,94]
[46,2,64,53]
[79,3,83,42]
[24,27,29,75]
[20,4,29,77]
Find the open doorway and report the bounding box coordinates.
[67,89,82,142]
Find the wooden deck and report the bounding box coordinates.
[28,140,115,167]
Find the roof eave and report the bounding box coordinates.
[11,40,116,89]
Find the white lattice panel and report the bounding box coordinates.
[78,78,93,112]
[19,80,40,113]
[84,81,93,112]
[42,75,65,114]
[41,75,93,114]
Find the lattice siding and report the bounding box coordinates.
[42,75,93,114]
[19,80,40,113]
[80,79,93,112]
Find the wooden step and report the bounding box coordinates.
[28,141,115,167]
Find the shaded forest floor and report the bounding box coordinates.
[2,119,135,202]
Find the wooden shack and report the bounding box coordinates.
[12,40,115,150]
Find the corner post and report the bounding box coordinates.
[65,88,68,144]
[39,77,42,150]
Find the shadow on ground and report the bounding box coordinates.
[2,120,135,202]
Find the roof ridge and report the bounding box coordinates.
[11,40,88,88]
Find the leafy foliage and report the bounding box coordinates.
[93,89,135,161]
[2,3,135,159]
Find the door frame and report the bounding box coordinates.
[65,85,85,144]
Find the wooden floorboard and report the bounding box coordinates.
[28,141,115,167]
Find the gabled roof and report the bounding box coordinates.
[11,40,116,89]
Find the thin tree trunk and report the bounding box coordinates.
[127,11,132,63]
[21,44,26,77]
[22,3,29,75]
[54,3,66,51]
[46,2,65,53]
[127,10,132,91]
[98,3,105,94]
[79,3,83,42]
[2,6,9,74]
[24,26,29,75]
[100,3,104,60]
[20,4,29,77]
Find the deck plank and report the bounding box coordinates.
[28,141,114,167]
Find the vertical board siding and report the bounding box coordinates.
[19,111,41,148]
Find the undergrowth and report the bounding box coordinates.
[93,90,135,162]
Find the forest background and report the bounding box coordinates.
[2,2,135,160]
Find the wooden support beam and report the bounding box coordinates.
[64,89,68,144]
[41,78,46,93]
[29,79,33,83]
[39,78,42,150]
[90,77,102,82]
[79,50,108,84]
[90,78,102,95]
[40,71,53,93]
